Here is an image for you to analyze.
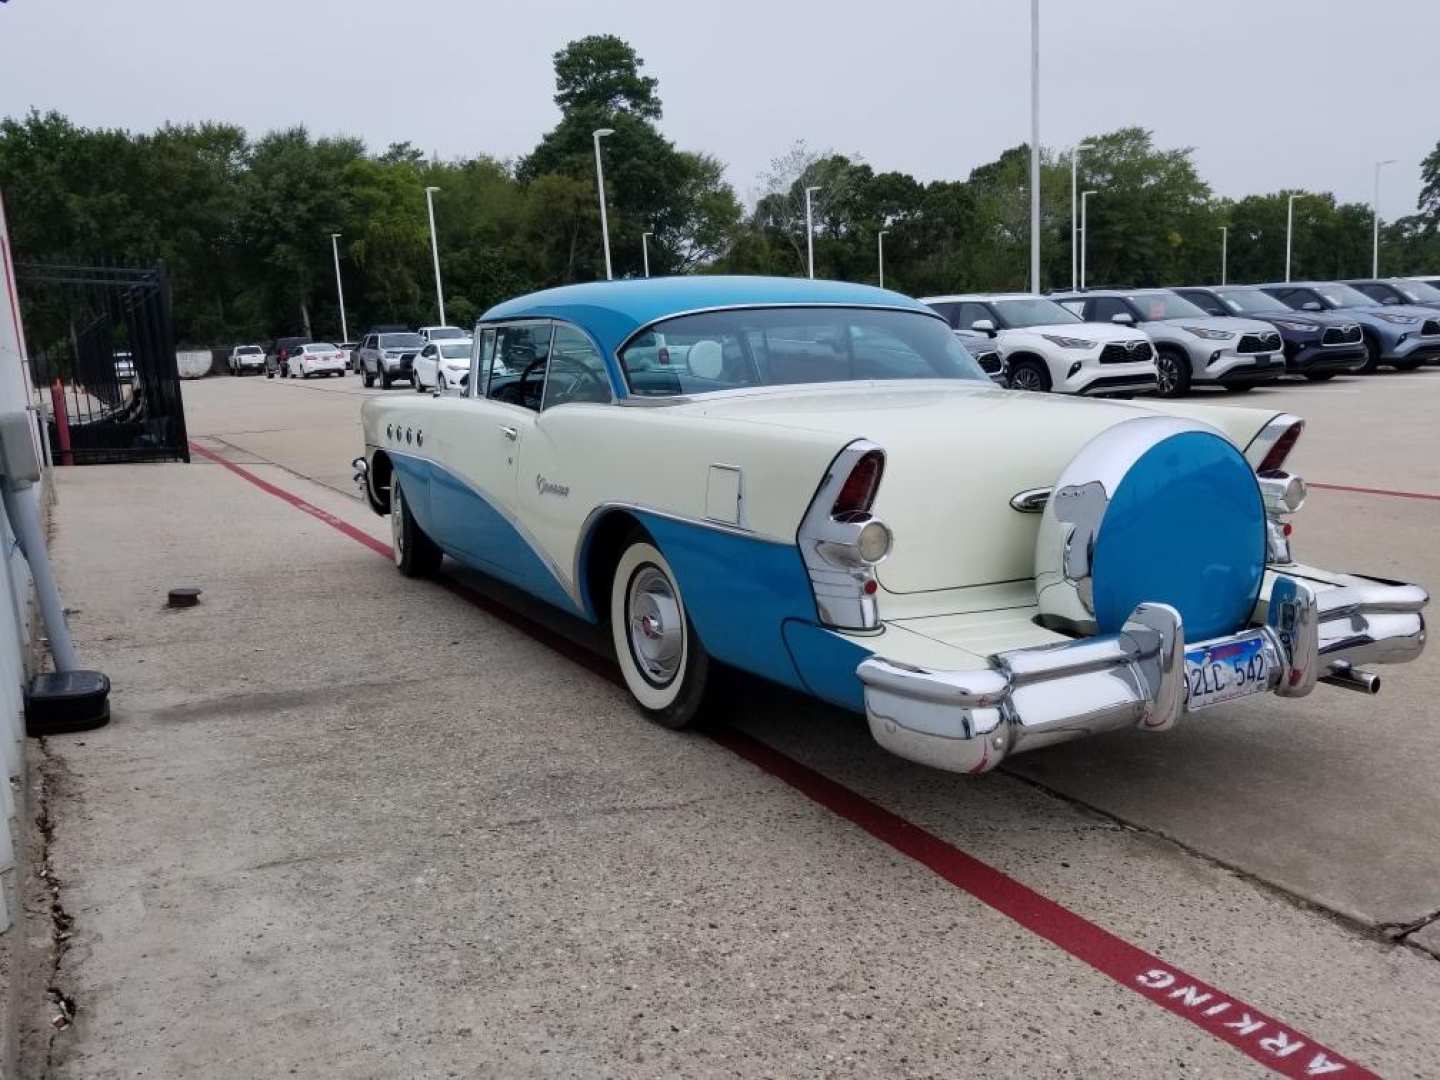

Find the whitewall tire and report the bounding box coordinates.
[610,538,710,729]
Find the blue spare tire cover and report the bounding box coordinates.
[1035,418,1266,642]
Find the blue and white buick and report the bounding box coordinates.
[355,277,1427,773]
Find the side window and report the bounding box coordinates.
[487,323,553,410]
[470,329,494,397]
[1057,299,1087,317]
[1087,296,1130,322]
[926,302,959,327]
[1358,283,1396,304]
[543,325,612,409]
[955,302,994,330]
[363,335,376,349]
[1283,288,1321,310]
[1179,290,1226,317]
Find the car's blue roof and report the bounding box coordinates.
[479,276,934,354]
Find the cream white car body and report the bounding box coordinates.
[356,278,1427,774]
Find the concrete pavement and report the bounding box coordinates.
[21,369,1440,1077]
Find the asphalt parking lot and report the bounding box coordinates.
[25,368,1440,1078]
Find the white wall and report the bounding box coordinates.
[0,190,42,932]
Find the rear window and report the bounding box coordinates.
[307,343,338,352]
[619,307,986,398]
[237,345,262,355]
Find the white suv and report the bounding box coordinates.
[922,294,1157,396]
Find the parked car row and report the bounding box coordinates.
[351,275,1429,778]
[927,276,1440,398]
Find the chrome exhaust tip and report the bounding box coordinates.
[1319,662,1381,695]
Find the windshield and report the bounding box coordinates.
[1125,292,1208,320]
[1216,289,1290,315]
[620,307,987,397]
[237,345,262,355]
[439,342,473,359]
[427,327,467,340]
[1395,280,1440,303]
[380,333,424,349]
[991,298,1081,328]
[1315,283,1376,308]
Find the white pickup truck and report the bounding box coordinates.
[228,345,266,375]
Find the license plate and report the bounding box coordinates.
[1184,633,1270,711]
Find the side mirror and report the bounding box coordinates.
[1110,312,1135,325]
[1301,301,1322,312]
[970,318,997,335]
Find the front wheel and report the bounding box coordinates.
[610,537,710,730]
[391,480,442,578]
[1303,371,1337,382]
[381,369,393,389]
[1154,349,1191,398]
[1357,335,1381,374]
[363,366,375,388]
[1007,360,1051,393]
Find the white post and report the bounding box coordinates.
[423,187,445,324]
[1373,159,1396,278]
[804,185,822,279]
[877,229,887,289]
[641,231,653,278]
[1220,226,1228,286]
[1285,193,1298,283]
[1029,0,1041,294]
[1080,190,1097,290]
[329,233,348,341]
[593,129,615,280]
[1070,150,1078,292]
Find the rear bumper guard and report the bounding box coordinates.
[857,573,1426,774]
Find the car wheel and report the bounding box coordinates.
[1303,371,1336,382]
[391,479,442,578]
[1008,360,1051,393]
[381,369,393,389]
[1357,335,1381,374]
[267,372,275,379]
[1227,384,1254,393]
[1392,357,1423,371]
[363,366,375,388]
[415,374,426,394]
[610,536,711,730]
[1154,348,1191,398]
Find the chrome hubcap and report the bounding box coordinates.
[627,565,683,687]
[391,483,405,564]
[1158,358,1178,393]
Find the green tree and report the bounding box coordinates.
[552,35,661,120]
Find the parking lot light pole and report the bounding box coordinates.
[1219,226,1228,286]
[1071,141,1096,291]
[641,231,653,278]
[804,185,822,278]
[329,233,348,342]
[1373,159,1396,278]
[1029,0,1041,294]
[877,229,888,289]
[424,186,445,325]
[1080,190,1097,290]
[592,129,615,280]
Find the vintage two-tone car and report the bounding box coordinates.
[353,277,1427,774]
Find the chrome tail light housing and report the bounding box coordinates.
[798,441,892,632]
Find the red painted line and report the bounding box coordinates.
[197,441,1376,1080]
[1311,481,1440,503]
[188,441,391,557]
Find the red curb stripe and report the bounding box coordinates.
[1311,481,1440,502]
[188,441,391,557]
[195,440,1377,1080]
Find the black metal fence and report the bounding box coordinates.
[15,262,189,464]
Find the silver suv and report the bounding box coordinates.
[358,331,425,389]
[1052,289,1282,397]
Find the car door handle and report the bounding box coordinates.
[500,426,519,441]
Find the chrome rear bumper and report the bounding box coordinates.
[857,572,1426,774]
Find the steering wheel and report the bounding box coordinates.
[545,356,608,402]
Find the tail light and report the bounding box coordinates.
[798,442,892,631]
[1251,416,1304,472]
[832,450,884,517]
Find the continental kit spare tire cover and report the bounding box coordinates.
[1034,416,1266,642]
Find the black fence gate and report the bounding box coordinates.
[15,262,189,464]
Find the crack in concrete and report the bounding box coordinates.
[1000,765,1440,964]
[33,740,76,1076]
[1387,906,1440,942]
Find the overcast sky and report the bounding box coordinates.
[3,0,1437,217]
